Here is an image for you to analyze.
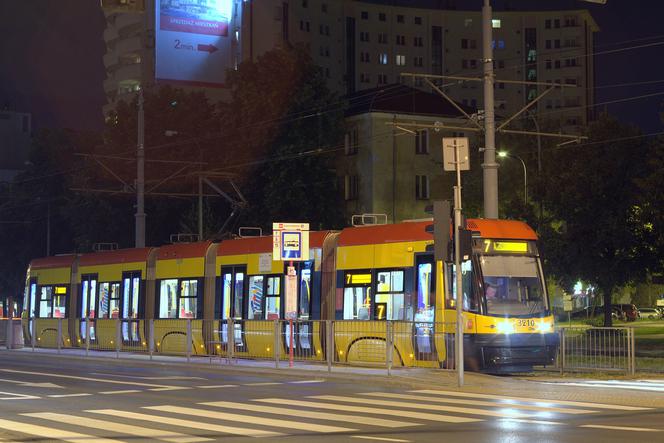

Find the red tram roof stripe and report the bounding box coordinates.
[157,241,212,260]
[30,255,76,270]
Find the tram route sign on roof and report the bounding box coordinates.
[272,223,310,262]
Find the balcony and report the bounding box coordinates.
[103,51,119,69]
[116,35,142,56]
[114,63,143,83]
[103,77,118,95]
[114,12,143,34]
[103,25,118,42]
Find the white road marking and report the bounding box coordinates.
[0,417,123,443]
[148,387,192,391]
[288,380,325,384]
[579,424,661,432]
[146,405,355,433]
[413,389,652,411]
[88,409,282,438]
[256,398,481,423]
[201,401,417,428]
[48,393,93,398]
[24,412,211,443]
[0,391,40,400]
[545,381,664,393]
[99,390,142,395]
[499,419,563,425]
[312,395,531,419]
[351,436,411,442]
[363,392,596,415]
[91,373,206,381]
[196,384,238,389]
[0,378,64,389]
[243,382,283,386]
[0,369,176,389]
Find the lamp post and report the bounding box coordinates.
[498,151,527,205]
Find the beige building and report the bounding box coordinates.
[339,84,478,223]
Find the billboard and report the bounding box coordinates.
[155,0,241,86]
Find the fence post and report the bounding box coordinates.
[630,327,636,375]
[31,317,36,351]
[326,320,333,373]
[57,318,62,354]
[6,318,13,350]
[228,318,235,364]
[115,318,121,358]
[148,319,154,360]
[186,319,192,363]
[274,320,280,369]
[558,328,565,375]
[386,321,393,376]
[85,317,90,356]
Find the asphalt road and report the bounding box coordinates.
[0,352,662,442]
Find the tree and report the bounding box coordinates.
[540,115,656,326]
[223,45,346,231]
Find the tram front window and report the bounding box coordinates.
[480,255,547,316]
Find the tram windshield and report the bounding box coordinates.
[479,254,548,316]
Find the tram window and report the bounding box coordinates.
[344,287,371,320]
[265,276,281,320]
[98,283,110,318]
[122,278,131,319]
[109,283,121,318]
[248,276,264,319]
[53,293,66,318]
[81,280,90,318]
[375,270,406,320]
[233,272,245,319]
[221,273,232,320]
[180,280,198,318]
[299,265,311,319]
[415,262,434,322]
[89,280,97,318]
[39,287,53,318]
[446,261,478,311]
[131,277,140,318]
[28,282,36,318]
[159,279,179,318]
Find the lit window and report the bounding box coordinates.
[396,54,406,66]
[379,53,388,65]
[492,19,501,28]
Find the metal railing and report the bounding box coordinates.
[18,317,457,373]
[557,327,635,375]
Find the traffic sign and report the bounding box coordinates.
[272,223,310,261]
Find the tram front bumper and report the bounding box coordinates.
[472,333,559,372]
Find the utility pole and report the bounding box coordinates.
[135,88,146,248]
[482,0,499,219]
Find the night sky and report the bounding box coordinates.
[0,0,662,133]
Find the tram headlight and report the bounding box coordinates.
[497,321,515,335]
[537,321,553,333]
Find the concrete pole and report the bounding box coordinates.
[482,0,499,219]
[135,89,146,248]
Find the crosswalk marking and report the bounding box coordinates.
[244,382,282,386]
[351,436,411,442]
[289,380,325,384]
[413,389,652,411]
[196,384,238,389]
[23,412,211,443]
[499,418,563,426]
[256,398,481,423]
[312,395,531,419]
[145,405,356,434]
[201,401,418,428]
[148,387,192,391]
[48,393,93,398]
[100,390,141,395]
[88,409,282,438]
[545,381,664,393]
[0,369,174,390]
[0,391,39,400]
[363,392,596,415]
[0,417,123,443]
[579,424,661,432]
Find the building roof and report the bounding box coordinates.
[345,84,475,118]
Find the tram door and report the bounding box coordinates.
[220,266,246,350]
[342,272,373,320]
[80,274,98,342]
[414,255,436,359]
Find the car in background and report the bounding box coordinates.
[612,304,638,321]
[637,307,662,320]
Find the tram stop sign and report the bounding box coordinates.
[272,223,310,262]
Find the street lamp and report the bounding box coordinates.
[498,151,527,205]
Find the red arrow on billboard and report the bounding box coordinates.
[197,44,218,54]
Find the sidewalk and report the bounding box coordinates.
[5,347,664,408]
